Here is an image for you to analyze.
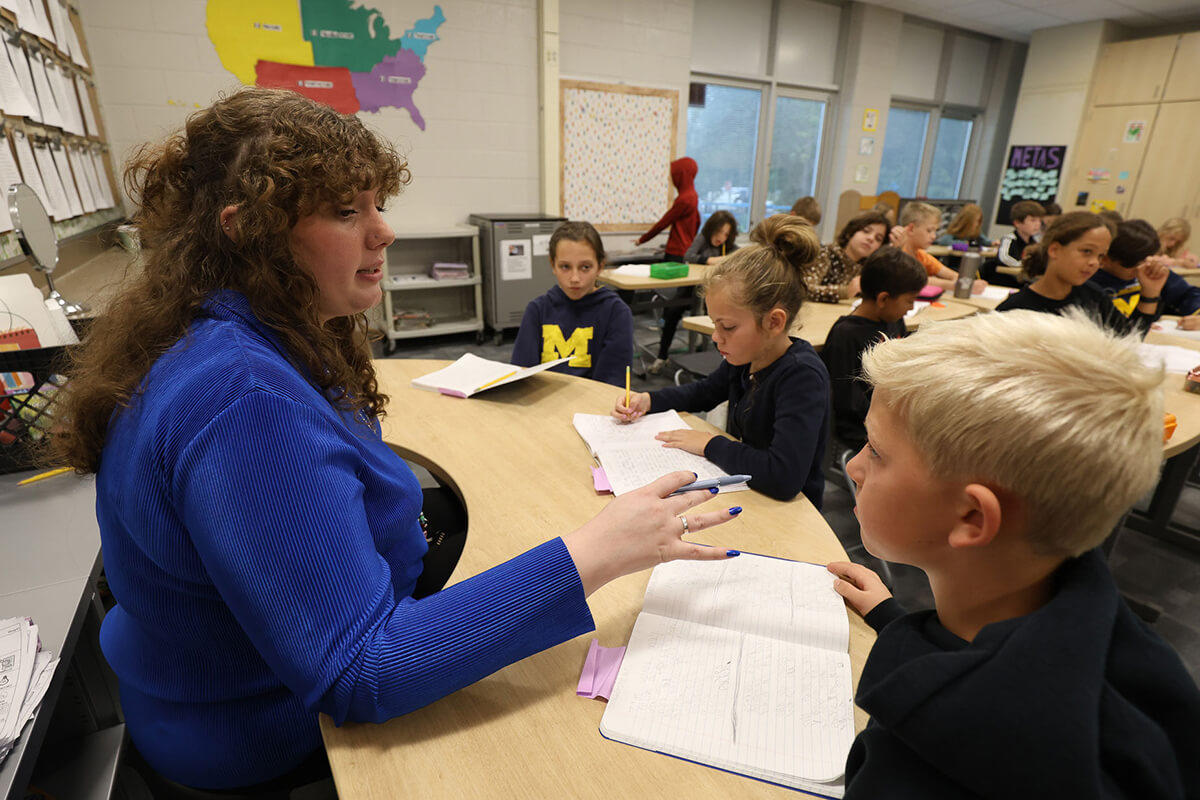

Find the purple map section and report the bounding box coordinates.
[351,47,428,128]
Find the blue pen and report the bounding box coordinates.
[670,474,752,496]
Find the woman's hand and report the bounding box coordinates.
[563,471,743,596]
[613,391,651,422]
[827,561,892,617]
[656,428,715,456]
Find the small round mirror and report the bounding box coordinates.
[9,182,86,316]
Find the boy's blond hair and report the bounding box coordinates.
[899,201,940,227]
[861,309,1163,557]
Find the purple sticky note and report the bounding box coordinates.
[592,466,612,493]
[592,644,626,700]
[576,638,600,696]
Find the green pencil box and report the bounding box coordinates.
[649,262,689,279]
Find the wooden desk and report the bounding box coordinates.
[596,263,711,291]
[681,298,981,351]
[319,360,875,798]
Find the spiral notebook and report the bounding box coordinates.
[600,555,855,797]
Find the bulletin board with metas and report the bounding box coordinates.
[560,80,678,232]
[0,1,122,261]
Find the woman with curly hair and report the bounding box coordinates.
[53,88,737,794]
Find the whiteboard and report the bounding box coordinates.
[560,80,678,232]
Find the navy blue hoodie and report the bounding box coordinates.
[511,285,633,387]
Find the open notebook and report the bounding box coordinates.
[600,554,855,798]
[411,353,570,397]
[573,411,748,496]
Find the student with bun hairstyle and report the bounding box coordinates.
[613,215,830,506]
[996,211,1166,335]
[802,210,890,303]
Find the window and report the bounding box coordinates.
[927,116,973,198]
[765,95,826,217]
[877,108,930,197]
[687,83,762,231]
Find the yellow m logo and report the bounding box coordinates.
[542,324,593,367]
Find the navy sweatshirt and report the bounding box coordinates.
[511,285,634,387]
[821,315,906,452]
[846,550,1200,799]
[647,338,829,506]
[995,281,1157,335]
[1088,267,1200,316]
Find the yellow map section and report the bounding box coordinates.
[206,0,314,85]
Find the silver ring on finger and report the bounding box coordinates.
[680,515,689,534]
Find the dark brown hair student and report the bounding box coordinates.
[837,210,891,250]
[548,220,606,264]
[704,214,820,328]
[1022,211,1114,279]
[53,88,409,473]
[699,209,739,245]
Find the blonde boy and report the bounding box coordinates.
[894,201,986,295]
[828,309,1200,798]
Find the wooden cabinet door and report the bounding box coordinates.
[1164,32,1200,102]
[1129,101,1200,232]
[1063,104,1158,217]
[1091,36,1177,106]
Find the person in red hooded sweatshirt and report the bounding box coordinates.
[635,157,701,373]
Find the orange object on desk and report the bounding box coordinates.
[1164,412,1177,443]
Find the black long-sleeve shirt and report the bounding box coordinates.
[648,338,829,506]
[821,315,907,451]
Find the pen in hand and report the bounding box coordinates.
[669,474,751,496]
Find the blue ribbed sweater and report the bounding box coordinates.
[95,292,595,789]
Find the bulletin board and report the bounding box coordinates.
[560,80,678,232]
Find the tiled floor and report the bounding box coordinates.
[386,307,1200,684]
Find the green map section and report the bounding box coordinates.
[301,0,401,72]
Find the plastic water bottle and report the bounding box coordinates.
[955,251,981,299]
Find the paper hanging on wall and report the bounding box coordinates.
[74,75,97,136]
[46,0,71,57]
[65,18,86,70]
[531,233,551,257]
[66,145,96,213]
[996,144,1067,226]
[499,239,532,281]
[0,134,19,232]
[0,39,36,119]
[854,164,870,184]
[24,0,55,42]
[48,63,83,136]
[32,140,71,220]
[1075,191,1089,207]
[862,108,878,132]
[1087,168,1111,183]
[1090,199,1117,214]
[5,41,41,124]
[87,149,114,207]
[11,131,49,213]
[49,142,82,218]
[28,52,64,129]
[1123,120,1145,144]
[1118,170,1129,180]
[858,136,874,156]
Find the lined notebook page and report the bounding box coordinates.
[601,556,854,796]
[592,443,745,496]
[572,410,689,456]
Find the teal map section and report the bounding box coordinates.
[399,6,446,61]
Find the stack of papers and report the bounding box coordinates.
[573,411,748,496]
[411,353,570,397]
[0,617,59,765]
[1137,342,1200,374]
[601,555,855,797]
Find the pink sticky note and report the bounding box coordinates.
[576,638,600,696]
[592,644,626,700]
[591,466,612,493]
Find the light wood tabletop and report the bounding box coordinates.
[319,359,875,798]
[926,244,999,259]
[681,297,981,351]
[596,263,712,290]
[1145,330,1200,458]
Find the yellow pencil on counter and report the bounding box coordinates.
[625,366,631,408]
[474,370,518,392]
[17,466,72,486]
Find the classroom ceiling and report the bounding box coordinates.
[858,0,1200,41]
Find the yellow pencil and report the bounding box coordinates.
[474,370,518,393]
[17,466,72,486]
[625,365,631,408]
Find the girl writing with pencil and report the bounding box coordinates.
[51,89,739,796]
[684,210,739,265]
[613,214,830,506]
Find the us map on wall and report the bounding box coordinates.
[995,144,1066,226]
[206,1,444,129]
[561,81,678,230]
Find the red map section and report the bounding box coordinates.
[254,60,361,114]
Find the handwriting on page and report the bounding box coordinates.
[594,445,731,496]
